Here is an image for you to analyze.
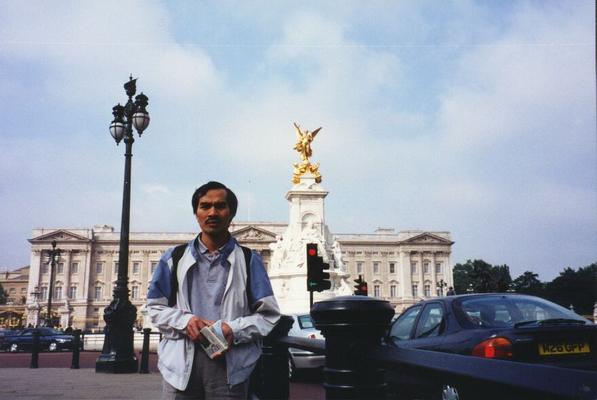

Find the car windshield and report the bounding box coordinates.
[457,295,589,328]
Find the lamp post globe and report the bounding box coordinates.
[96,75,149,374]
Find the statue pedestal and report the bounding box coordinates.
[269,177,352,314]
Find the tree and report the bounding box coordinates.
[453,259,513,294]
[0,282,6,305]
[511,271,545,297]
[544,263,596,315]
[453,261,474,294]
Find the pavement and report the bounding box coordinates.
[0,368,164,400]
[0,352,324,400]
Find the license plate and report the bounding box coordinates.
[538,342,590,355]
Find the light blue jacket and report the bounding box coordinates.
[147,237,281,390]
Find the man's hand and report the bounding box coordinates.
[185,316,214,342]
[221,321,234,346]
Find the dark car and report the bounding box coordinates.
[0,329,21,351]
[385,294,596,399]
[6,328,82,352]
[387,294,596,369]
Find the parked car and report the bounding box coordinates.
[287,313,324,378]
[5,328,82,352]
[385,293,596,398]
[0,329,21,351]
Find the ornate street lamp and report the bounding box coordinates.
[96,76,150,373]
[42,240,61,327]
[436,279,447,296]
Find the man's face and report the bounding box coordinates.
[195,188,233,236]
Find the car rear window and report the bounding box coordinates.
[457,295,587,328]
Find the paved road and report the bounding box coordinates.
[0,352,324,400]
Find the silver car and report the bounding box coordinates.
[287,314,325,378]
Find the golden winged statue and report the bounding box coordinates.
[292,122,322,184]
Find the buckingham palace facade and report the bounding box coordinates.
[26,224,453,331]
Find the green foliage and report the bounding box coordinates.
[0,282,6,305]
[543,263,596,315]
[512,271,545,296]
[452,259,512,294]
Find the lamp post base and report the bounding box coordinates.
[95,353,138,373]
[95,296,138,373]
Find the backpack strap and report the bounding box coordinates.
[168,243,188,307]
[240,246,253,309]
[168,243,254,308]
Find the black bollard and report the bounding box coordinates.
[30,329,40,369]
[71,329,81,369]
[311,296,394,399]
[250,315,294,400]
[139,328,151,374]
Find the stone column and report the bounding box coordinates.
[431,252,438,296]
[446,251,453,287]
[64,250,72,299]
[82,248,92,300]
[399,251,411,298]
[418,252,424,298]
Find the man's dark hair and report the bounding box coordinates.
[191,181,238,218]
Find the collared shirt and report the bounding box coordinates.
[188,235,234,321]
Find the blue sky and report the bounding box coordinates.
[1,1,595,280]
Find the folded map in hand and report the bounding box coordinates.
[199,322,229,359]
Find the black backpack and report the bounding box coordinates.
[168,243,253,307]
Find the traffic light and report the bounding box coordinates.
[354,275,368,296]
[306,243,331,292]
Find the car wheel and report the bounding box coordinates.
[9,343,18,352]
[441,385,460,400]
[48,342,58,352]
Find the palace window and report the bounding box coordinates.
[423,261,430,274]
[57,262,64,274]
[94,286,103,300]
[373,285,380,298]
[357,262,363,274]
[96,262,103,274]
[42,263,49,274]
[54,287,62,300]
[373,262,380,274]
[114,262,119,274]
[40,287,48,300]
[412,284,418,297]
[69,286,77,299]
[132,262,140,275]
[150,262,158,274]
[389,263,395,274]
[71,262,79,274]
[131,286,139,299]
[435,262,442,274]
[410,262,417,274]
[424,285,431,297]
[390,285,397,298]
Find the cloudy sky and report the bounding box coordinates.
[1,1,595,281]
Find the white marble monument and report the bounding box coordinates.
[268,124,352,314]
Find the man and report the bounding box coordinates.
[147,181,280,399]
